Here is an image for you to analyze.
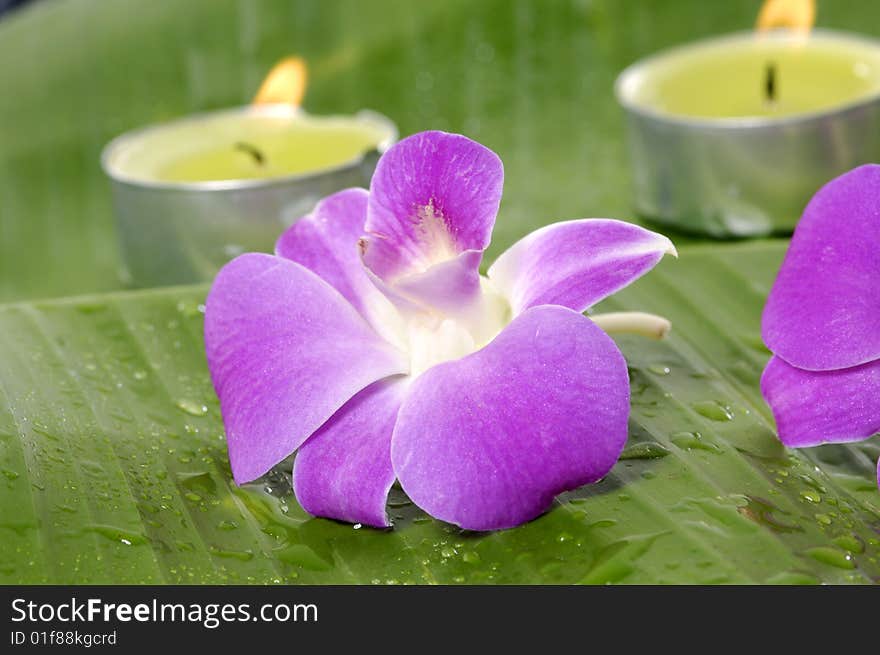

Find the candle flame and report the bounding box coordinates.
[252,56,308,108]
[756,0,816,35]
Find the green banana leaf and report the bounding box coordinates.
[0,0,878,584]
[2,242,878,584]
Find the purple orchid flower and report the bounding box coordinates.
[205,130,676,530]
[761,164,880,490]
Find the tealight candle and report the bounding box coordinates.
[103,106,395,287]
[615,30,880,237]
[121,108,390,184]
[102,57,396,287]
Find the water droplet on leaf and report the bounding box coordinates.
[692,401,734,422]
[619,442,670,460]
[176,400,208,417]
[805,546,855,570]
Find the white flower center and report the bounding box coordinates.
[403,277,511,378]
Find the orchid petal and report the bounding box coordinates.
[205,254,407,484]
[391,305,630,531]
[293,378,407,528]
[275,188,401,339]
[362,131,503,307]
[391,250,483,315]
[762,164,880,371]
[761,355,880,448]
[488,219,676,316]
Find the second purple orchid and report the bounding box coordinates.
[761,164,880,490]
[205,130,676,530]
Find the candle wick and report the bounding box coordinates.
[234,142,266,166]
[765,62,777,104]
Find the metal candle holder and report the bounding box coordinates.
[102,106,397,287]
[615,30,880,237]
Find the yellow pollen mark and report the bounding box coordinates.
[413,200,457,269]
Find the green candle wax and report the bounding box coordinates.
[621,31,880,121]
[106,107,394,184]
[158,121,386,182]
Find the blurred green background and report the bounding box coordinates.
[2,0,878,303]
[2,0,880,585]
